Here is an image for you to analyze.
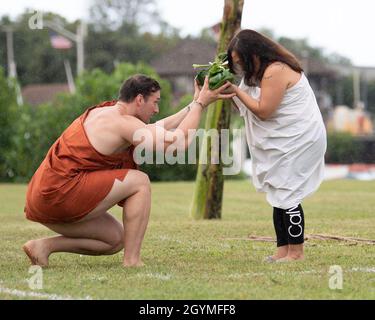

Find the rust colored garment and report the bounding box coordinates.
[24,100,138,224]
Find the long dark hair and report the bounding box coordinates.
[228,29,303,86]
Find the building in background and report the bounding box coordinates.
[21,83,69,106]
[151,38,217,101]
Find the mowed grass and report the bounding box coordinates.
[0,179,374,300]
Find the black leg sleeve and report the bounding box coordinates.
[273,207,289,247]
[283,204,305,245]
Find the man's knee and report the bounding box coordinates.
[135,172,151,193]
[105,227,124,255]
[106,240,124,255]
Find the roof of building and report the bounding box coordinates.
[151,38,217,77]
[22,83,70,106]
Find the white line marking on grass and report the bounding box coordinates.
[227,270,321,279]
[227,267,375,280]
[159,235,184,244]
[137,273,172,281]
[350,267,375,273]
[0,285,92,300]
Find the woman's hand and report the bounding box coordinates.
[196,77,237,107]
[223,82,239,95]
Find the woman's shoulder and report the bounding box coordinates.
[263,62,301,89]
[260,62,290,86]
[264,61,290,76]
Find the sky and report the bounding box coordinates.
[1,0,374,67]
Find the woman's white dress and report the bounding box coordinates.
[233,73,327,209]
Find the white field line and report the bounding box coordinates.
[227,270,321,278]
[350,267,375,273]
[227,267,375,279]
[0,285,92,300]
[136,273,172,281]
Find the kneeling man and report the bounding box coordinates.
[23,74,234,267]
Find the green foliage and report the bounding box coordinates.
[328,75,354,107]
[193,53,234,90]
[365,80,375,116]
[326,132,363,164]
[0,9,179,86]
[84,24,178,75]
[0,68,18,180]
[3,12,77,86]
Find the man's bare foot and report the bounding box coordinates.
[123,259,145,268]
[22,240,50,267]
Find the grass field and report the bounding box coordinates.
[0,179,374,300]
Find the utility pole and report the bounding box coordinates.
[1,25,23,105]
[353,68,361,109]
[3,26,17,78]
[44,20,86,75]
[76,22,85,75]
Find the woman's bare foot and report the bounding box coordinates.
[22,240,50,267]
[276,255,304,263]
[268,245,288,261]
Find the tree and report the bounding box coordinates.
[0,12,77,86]
[84,22,178,74]
[90,0,160,31]
[366,80,375,116]
[190,0,244,220]
[0,8,179,85]
[0,67,18,180]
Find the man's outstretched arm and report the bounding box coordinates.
[120,78,235,152]
[155,80,202,130]
[155,104,191,130]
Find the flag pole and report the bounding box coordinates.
[64,59,76,94]
[44,20,86,75]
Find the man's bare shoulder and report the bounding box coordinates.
[115,114,145,128]
[113,114,148,140]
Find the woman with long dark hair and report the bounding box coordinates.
[227,29,327,262]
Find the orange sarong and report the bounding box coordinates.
[24,100,138,224]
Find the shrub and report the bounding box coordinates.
[326,132,363,164]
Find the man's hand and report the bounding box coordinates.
[193,79,201,101]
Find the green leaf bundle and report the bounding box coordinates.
[193,53,235,90]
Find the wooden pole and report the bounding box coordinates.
[190,0,244,219]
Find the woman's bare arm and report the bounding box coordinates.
[231,63,292,120]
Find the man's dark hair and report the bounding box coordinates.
[118,74,161,102]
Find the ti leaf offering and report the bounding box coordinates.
[193,53,235,90]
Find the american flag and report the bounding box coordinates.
[50,32,73,50]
